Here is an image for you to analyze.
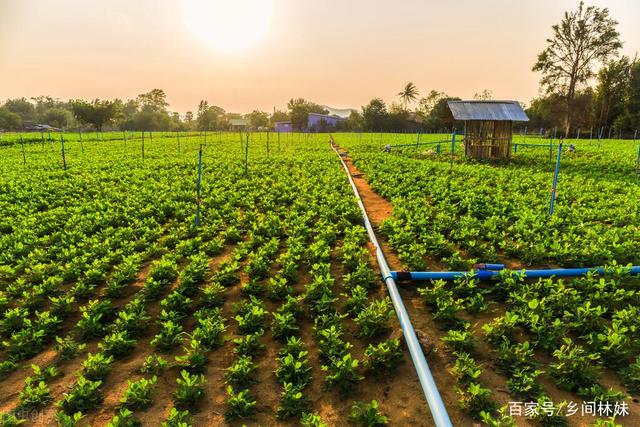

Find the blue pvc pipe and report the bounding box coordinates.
[392,266,640,282]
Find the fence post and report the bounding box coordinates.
[195,144,203,226]
[450,130,456,169]
[177,131,181,152]
[142,131,145,159]
[244,132,249,174]
[266,130,270,156]
[549,128,555,161]
[61,135,67,171]
[549,142,563,215]
[20,134,26,165]
[590,127,593,140]
[636,144,640,176]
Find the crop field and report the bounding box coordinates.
[0,131,640,426]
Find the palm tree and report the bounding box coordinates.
[397,82,419,110]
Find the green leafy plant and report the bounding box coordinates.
[107,408,140,427]
[225,386,257,420]
[225,355,258,387]
[54,411,84,427]
[99,331,137,359]
[58,376,104,414]
[275,351,312,387]
[82,352,114,381]
[322,353,364,396]
[271,311,299,340]
[173,370,206,409]
[120,376,157,410]
[277,382,309,419]
[151,320,184,352]
[354,298,393,338]
[363,339,403,371]
[161,408,193,427]
[348,400,389,426]
[140,354,168,375]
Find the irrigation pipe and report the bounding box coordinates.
[392,266,640,282]
[331,144,453,427]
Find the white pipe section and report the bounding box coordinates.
[331,144,453,427]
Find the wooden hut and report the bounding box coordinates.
[447,100,529,160]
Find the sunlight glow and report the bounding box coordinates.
[181,0,273,52]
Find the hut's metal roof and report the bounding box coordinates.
[447,100,529,122]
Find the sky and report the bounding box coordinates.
[1,0,639,115]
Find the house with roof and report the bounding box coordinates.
[447,100,529,160]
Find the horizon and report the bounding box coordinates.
[1,0,639,115]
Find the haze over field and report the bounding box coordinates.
[1,0,639,113]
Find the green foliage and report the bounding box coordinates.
[271,311,299,340]
[107,408,141,427]
[58,376,103,414]
[82,352,114,381]
[549,338,601,391]
[277,382,309,419]
[54,411,84,427]
[120,376,157,410]
[140,354,168,375]
[354,298,393,338]
[173,370,206,409]
[151,320,184,352]
[322,353,364,396]
[456,382,497,419]
[441,323,475,354]
[363,339,403,371]
[348,400,389,426]
[225,355,258,387]
[275,351,312,388]
[99,331,137,359]
[225,386,257,420]
[161,408,193,427]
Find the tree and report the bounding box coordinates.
[397,82,419,110]
[70,99,119,131]
[246,110,269,129]
[270,109,289,125]
[418,90,446,117]
[43,108,71,129]
[362,98,388,131]
[287,98,328,131]
[592,57,630,128]
[136,89,169,113]
[196,101,225,131]
[0,107,22,130]
[533,1,621,136]
[473,90,493,100]
[615,59,640,131]
[3,98,36,122]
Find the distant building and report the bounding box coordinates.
[23,123,60,132]
[229,118,249,130]
[447,100,529,160]
[274,121,292,133]
[308,113,345,132]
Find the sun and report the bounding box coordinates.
[182,0,274,52]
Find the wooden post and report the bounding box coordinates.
[549,143,563,215]
[61,135,67,171]
[266,130,270,156]
[450,130,456,169]
[195,145,203,226]
[20,134,26,165]
[142,131,145,159]
[244,132,249,174]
